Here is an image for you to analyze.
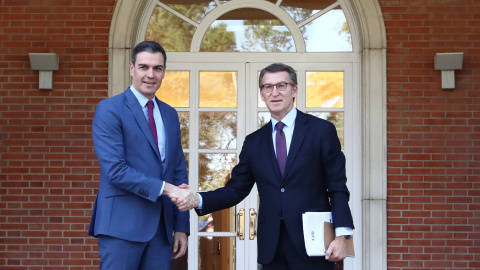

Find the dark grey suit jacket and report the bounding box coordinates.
[196,109,354,264]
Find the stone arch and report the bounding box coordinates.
[108,1,387,269]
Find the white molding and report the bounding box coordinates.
[108,0,148,96]
[348,0,388,269]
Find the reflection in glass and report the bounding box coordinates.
[308,112,344,149]
[256,70,266,108]
[258,112,270,129]
[198,236,235,270]
[198,207,235,232]
[284,6,317,24]
[306,71,344,108]
[199,112,237,149]
[258,88,266,108]
[184,153,189,177]
[301,10,352,52]
[199,153,236,191]
[177,111,189,149]
[279,0,338,23]
[258,89,296,109]
[157,71,189,108]
[200,72,237,107]
[166,1,216,23]
[145,6,195,52]
[200,21,237,52]
[171,251,188,270]
[200,8,295,52]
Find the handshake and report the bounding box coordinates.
[164,183,199,211]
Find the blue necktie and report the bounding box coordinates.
[276,122,287,175]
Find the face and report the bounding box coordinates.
[260,71,298,121]
[130,51,166,100]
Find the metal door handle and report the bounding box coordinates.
[237,208,245,240]
[249,208,257,240]
[216,238,221,255]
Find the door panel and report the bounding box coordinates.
[247,62,356,270]
[164,62,357,270]
[163,63,247,270]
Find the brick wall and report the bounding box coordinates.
[382,0,480,269]
[0,0,114,268]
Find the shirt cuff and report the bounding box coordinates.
[197,193,203,209]
[335,227,353,238]
[158,181,165,196]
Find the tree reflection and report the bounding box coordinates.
[147,3,351,53]
[198,112,237,191]
[242,20,293,52]
[199,153,236,191]
[200,22,237,52]
[308,112,344,149]
[199,112,236,149]
[306,72,344,108]
[339,22,351,44]
[146,6,196,51]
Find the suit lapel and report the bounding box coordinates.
[124,88,161,159]
[282,110,309,181]
[156,97,170,170]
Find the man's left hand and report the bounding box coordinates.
[172,232,188,259]
[325,235,347,262]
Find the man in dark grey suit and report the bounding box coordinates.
[177,63,354,269]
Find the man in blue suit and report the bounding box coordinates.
[88,41,196,269]
[177,63,354,269]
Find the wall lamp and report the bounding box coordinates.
[434,52,463,90]
[29,53,59,90]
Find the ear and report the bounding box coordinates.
[260,89,267,102]
[129,62,134,77]
[291,84,298,98]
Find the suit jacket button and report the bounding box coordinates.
[280,188,285,192]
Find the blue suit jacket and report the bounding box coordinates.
[88,88,189,243]
[196,110,353,264]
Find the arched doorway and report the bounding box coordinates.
[108,0,387,269]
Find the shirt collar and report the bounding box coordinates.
[271,107,297,129]
[129,85,152,107]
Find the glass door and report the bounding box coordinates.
[160,61,356,270]
[135,0,361,268]
[160,62,256,270]
[247,62,357,270]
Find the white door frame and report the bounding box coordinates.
[166,62,248,270]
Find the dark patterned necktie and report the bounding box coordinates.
[275,121,287,175]
[147,100,163,176]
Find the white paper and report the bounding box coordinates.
[302,212,332,256]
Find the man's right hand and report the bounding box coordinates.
[163,183,199,211]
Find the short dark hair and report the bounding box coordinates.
[131,41,167,66]
[258,63,297,89]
